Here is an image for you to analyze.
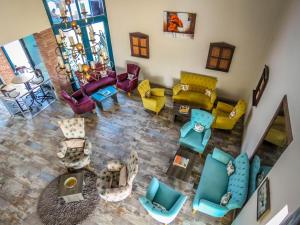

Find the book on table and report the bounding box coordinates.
[99,89,111,96]
[173,155,189,168]
[179,105,190,114]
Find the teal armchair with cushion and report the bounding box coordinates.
[139,177,187,224]
[248,155,272,199]
[179,109,214,154]
[193,148,249,217]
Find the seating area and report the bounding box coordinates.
[0,1,299,225]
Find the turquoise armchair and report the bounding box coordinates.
[139,177,187,224]
[248,155,272,199]
[179,109,214,154]
[193,148,249,217]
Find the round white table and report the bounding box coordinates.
[11,73,42,108]
[11,73,34,90]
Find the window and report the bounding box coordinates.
[3,40,33,74]
[46,0,104,24]
[46,0,79,24]
[129,32,149,59]
[78,0,104,18]
[206,42,235,72]
[266,205,288,225]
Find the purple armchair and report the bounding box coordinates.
[116,64,140,95]
[61,89,96,114]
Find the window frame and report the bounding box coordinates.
[42,0,114,67]
[1,40,36,74]
[129,32,150,59]
[206,42,235,72]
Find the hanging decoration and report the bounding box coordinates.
[55,0,112,84]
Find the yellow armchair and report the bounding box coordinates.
[138,80,166,115]
[172,71,218,111]
[212,100,247,130]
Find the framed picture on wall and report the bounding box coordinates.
[163,11,196,39]
[257,177,271,220]
[253,65,269,106]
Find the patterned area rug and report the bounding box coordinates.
[37,170,99,225]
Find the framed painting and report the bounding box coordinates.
[257,177,271,220]
[253,65,269,106]
[163,11,196,39]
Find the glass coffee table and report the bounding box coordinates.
[91,85,118,110]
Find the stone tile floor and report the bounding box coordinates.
[0,92,243,225]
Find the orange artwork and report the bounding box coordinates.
[167,13,183,32]
[163,11,196,39]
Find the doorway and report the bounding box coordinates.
[248,95,293,198]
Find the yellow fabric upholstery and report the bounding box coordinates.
[172,71,217,110]
[264,116,287,147]
[138,80,166,114]
[212,100,247,130]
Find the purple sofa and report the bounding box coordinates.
[116,64,140,95]
[76,66,117,96]
[61,89,96,114]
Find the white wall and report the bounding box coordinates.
[106,0,283,100]
[233,0,300,224]
[0,0,50,45]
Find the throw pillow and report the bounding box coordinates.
[119,166,127,187]
[71,97,78,104]
[220,192,232,206]
[227,160,235,176]
[128,73,135,80]
[57,151,65,159]
[145,90,151,98]
[181,84,189,91]
[152,202,167,211]
[100,70,108,78]
[58,118,85,139]
[65,138,85,149]
[205,89,212,97]
[256,172,266,187]
[229,109,236,119]
[193,123,205,133]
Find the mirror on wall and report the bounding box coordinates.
[248,95,293,199]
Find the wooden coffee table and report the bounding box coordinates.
[173,103,201,122]
[58,171,84,203]
[167,147,197,182]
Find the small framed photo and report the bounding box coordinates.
[257,177,271,220]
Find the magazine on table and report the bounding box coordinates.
[99,89,111,96]
[173,155,189,168]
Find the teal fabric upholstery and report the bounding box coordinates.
[139,177,187,224]
[227,153,249,210]
[212,147,233,164]
[179,109,214,153]
[248,155,272,198]
[193,148,249,218]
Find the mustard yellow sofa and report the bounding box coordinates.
[212,100,246,130]
[264,116,287,147]
[138,80,166,115]
[172,72,218,111]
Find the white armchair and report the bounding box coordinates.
[97,151,138,202]
[57,118,92,170]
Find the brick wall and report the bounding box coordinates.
[34,28,72,97]
[0,48,15,84]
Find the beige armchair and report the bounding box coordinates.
[57,118,92,170]
[97,151,138,202]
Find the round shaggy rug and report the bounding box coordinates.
[37,170,99,225]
